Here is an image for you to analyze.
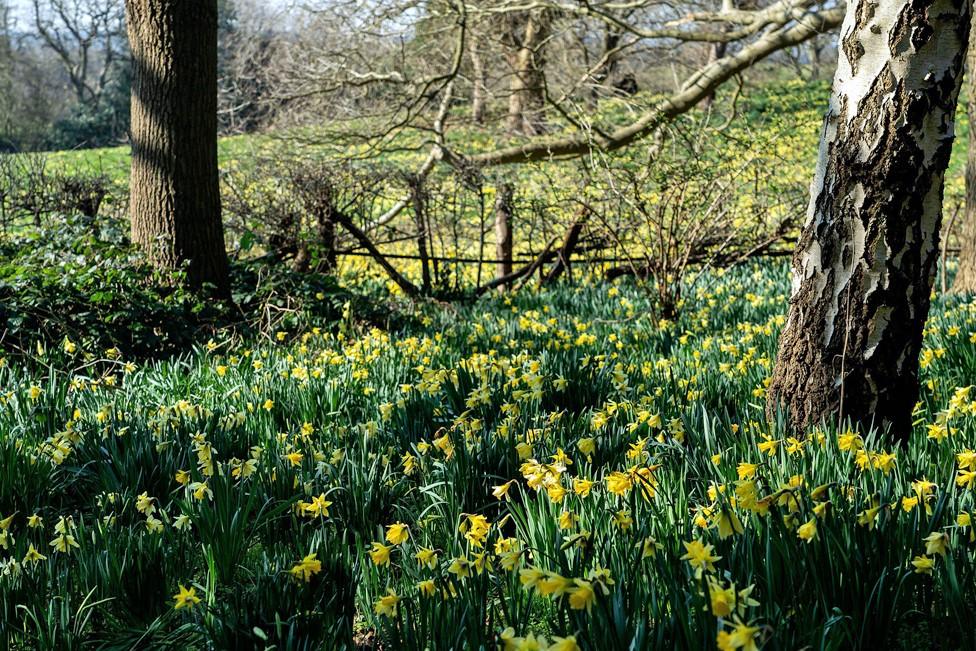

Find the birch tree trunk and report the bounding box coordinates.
[767,0,970,443]
[126,0,230,296]
[952,11,976,293]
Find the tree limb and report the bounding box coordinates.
[462,6,843,167]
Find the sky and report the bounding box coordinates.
[6,0,298,29]
[7,0,27,24]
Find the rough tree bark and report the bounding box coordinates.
[504,10,551,136]
[590,25,622,104]
[126,0,230,296]
[952,11,976,293]
[494,182,514,289]
[767,0,970,443]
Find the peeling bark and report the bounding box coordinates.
[767,0,970,443]
[126,0,230,296]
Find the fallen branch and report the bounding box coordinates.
[474,236,559,296]
[462,6,844,167]
[331,209,421,297]
[543,209,588,285]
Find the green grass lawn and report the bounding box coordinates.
[37,79,971,185]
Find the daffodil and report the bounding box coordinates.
[173,584,201,610]
[923,532,949,556]
[797,518,817,543]
[681,539,721,577]
[302,494,332,518]
[492,480,516,501]
[385,522,409,545]
[567,579,596,611]
[911,554,935,575]
[369,542,392,566]
[373,589,399,617]
[289,553,322,582]
[23,544,46,566]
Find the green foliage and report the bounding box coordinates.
[0,215,386,361]
[1,77,975,651]
[0,215,207,358]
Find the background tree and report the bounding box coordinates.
[503,8,552,136]
[216,0,276,133]
[31,0,125,106]
[953,12,976,294]
[32,0,129,147]
[766,0,970,442]
[0,0,14,145]
[0,3,61,151]
[125,0,230,295]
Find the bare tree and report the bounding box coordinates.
[953,11,976,294]
[503,8,552,135]
[244,0,844,301]
[767,0,970,442]
[31,0,126,108]
[217,0,280,133]
[0,1,14,146]
[591,118,803,317]
[469,25,491,124]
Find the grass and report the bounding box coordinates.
[34,79,971,204]
[1,262,976,649]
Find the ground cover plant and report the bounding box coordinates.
[1,263,975,649]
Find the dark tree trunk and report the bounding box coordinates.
[953,11,976,293]
[505,10,550,136]
[126,0,230,296]
[316,208,338,273]
[494,182,514,289]
[292,167,338,273]
[767,0,970,443]
[545,208,587,284]
[590,26,621,104]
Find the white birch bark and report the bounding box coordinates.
[768,0,970,441]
